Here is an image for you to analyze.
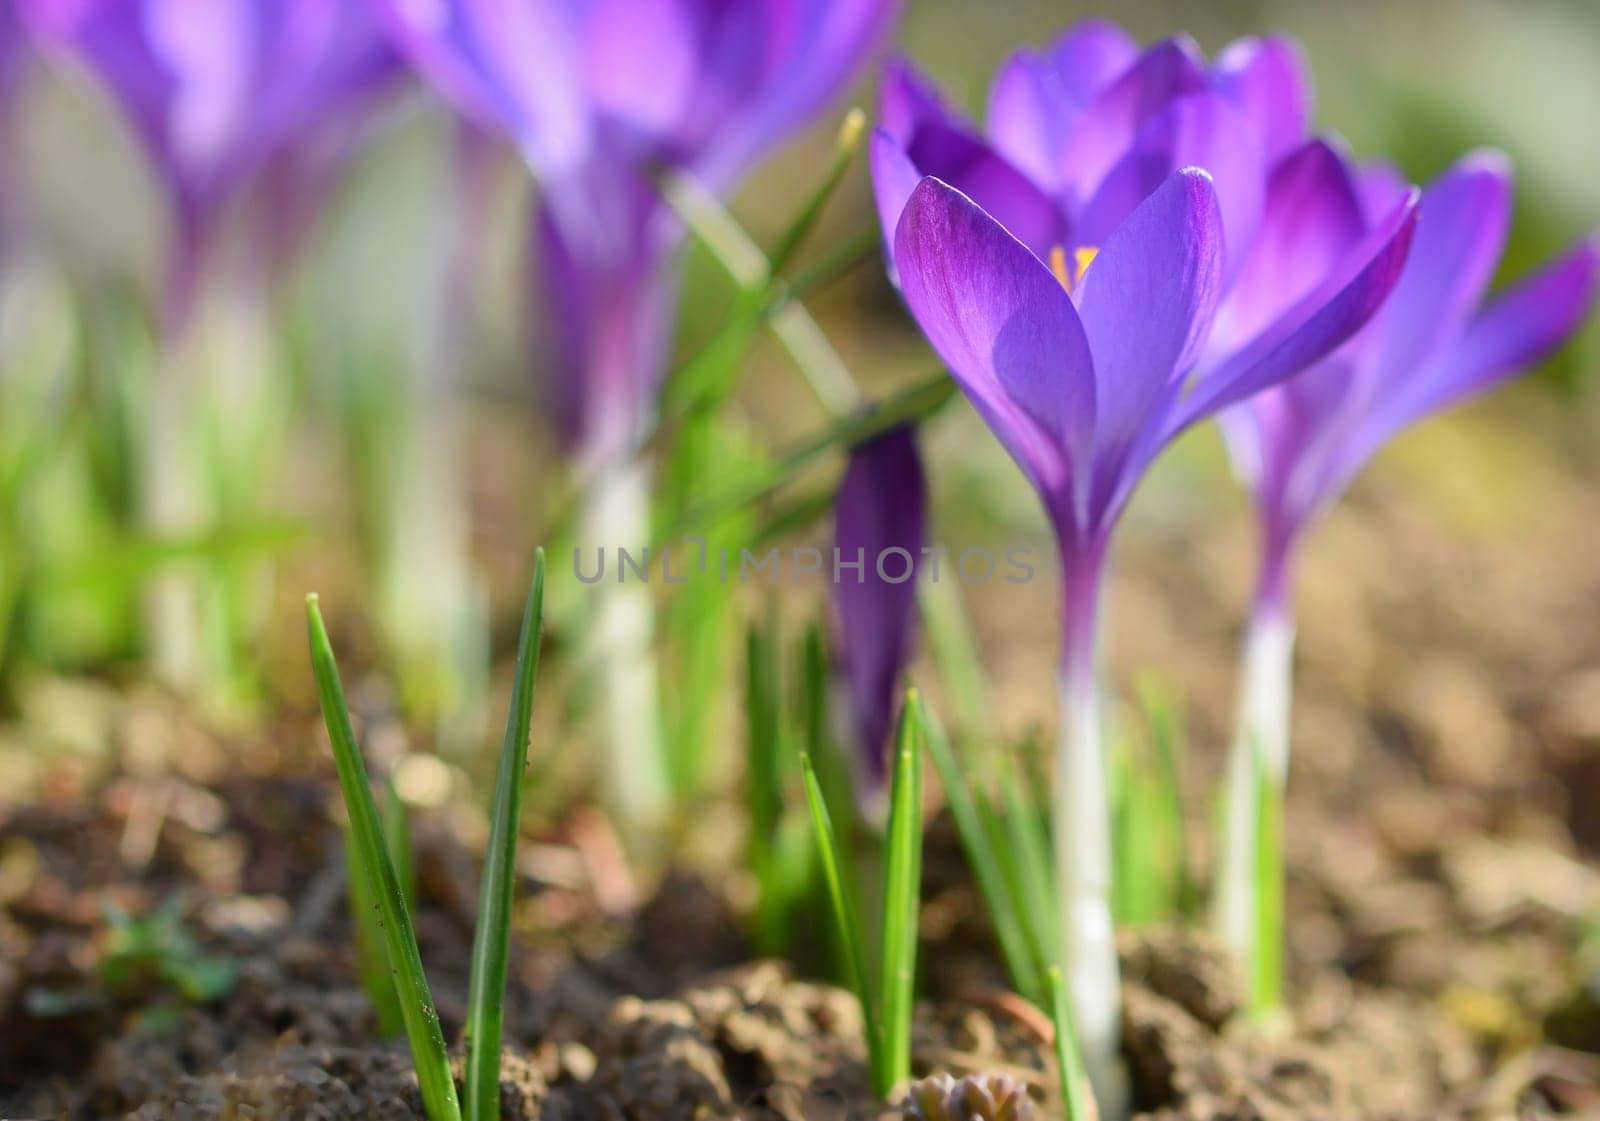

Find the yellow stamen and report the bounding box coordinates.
[1049,244,1099,293]
[1049,245,1073,292]
[1073,246,1098,284]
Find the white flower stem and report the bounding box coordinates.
[577,456,671,839]
[1215,555,1296,1016]
[1055,542,1128,1120]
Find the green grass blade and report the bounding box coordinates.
[917,575,995,746]
[877,690,924,1097]
[1140,678,1193,919]
[660,165,859,417]
[800,752,881,1084]
[383,779,416,908]
[746,610,788,955]
[781,226,880,303]
[1110,739,1149,925]
[766,108,865,276]
[920,705,1043,1003]
[1046,966,1096,1121]
[998,752,1058,962]
[976,790,1046,980]
[797,623,829,765]
[658,292,768,421]
[345,819,404,1039]
[464,550,546,1121]
[306,596,462,1121]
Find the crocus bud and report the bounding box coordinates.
[903,1072,1038,1121]
[832,425,925,803]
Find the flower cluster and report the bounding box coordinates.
[4,9,1594,1121]
[867,18,1597,1110]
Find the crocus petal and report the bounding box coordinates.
[1356,160,1410,226]
[879,59,1063,257]
[1046,18,1142,101]
[1368,150,1512,383]
[0,4,22,98]
[379,0,589,172]
[1167,187,1420,434]
[1222,351,1365,538]
[986,19,1138,191]
[581,0,698,140]
[1367,237,1600,443]
[1209,138,1366,358]
[24,0,398,266]
[1072,91,1261,280]
[987,50,1072,192]
[695,0,900,187]
[1074,167,1223,510]
[533,170,679,462]
[869,127,924,285]
[1053,36,1209,210]
[892,176,1096,521]
[1211,35,1309,163]
[833,426,926,790]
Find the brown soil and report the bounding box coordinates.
[2,748,1593,1120]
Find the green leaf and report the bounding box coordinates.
[655,413,759,800]
[464,551,547,1121]
[800,751,881,1085]
[383,778,417,908]
[918,575,996,748]
[1046,966,1096,1121]
[876,690,924,1097]
[921,707,1043,1004]
[346,820,405,1039]
[1139,678,1193,919]
[746,608,790,956]
[781,226,880,304]
[998,751,1059,974]
[658,111,868,422]
[767,107,865,276]
[306,595,462,1121]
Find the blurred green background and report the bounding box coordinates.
[0,0,1596,755]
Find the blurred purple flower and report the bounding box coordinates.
[377,0,901,463]
[0,4,27,110]
[21,0,400,323]
[1222,148,1600,605]
[0,5,35,241]
[831,425,924,800]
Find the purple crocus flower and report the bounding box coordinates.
[875,23,1420,1108]
[21,0,400,325]
[18,0,400,692]
[832,426,925,807]
[1212,146,1599,984]
[376,0,900,465]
